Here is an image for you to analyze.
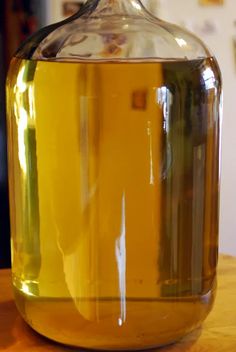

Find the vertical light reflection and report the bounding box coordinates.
[157,86,173,182]
[147,121,155,185]
[80,95,90,212]
[219,92,223,175]
[28,84,36,121]
[14,66,28,175]
[202,67,216,90]
[157,86,173,134]
[115,192,126,326]
[14,65,36,176]
[17,106,28,174]
[192,145,205,294]
[16,66,27,93]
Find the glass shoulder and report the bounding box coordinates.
[16,15,211,62]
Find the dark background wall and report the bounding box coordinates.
[0,1,11,269]
[0,0,41,268]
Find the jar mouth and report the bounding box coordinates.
[73,0,151,18]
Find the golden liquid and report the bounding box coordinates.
[7,57,221,349]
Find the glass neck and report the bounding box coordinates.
[80,0,147,16]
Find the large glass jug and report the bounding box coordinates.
[6,0,222,349]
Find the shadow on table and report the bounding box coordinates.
[0,299,201,352]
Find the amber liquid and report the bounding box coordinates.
[7,57,221,349]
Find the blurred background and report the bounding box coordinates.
[0,0,235,268]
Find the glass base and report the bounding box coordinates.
[14,286,214,350]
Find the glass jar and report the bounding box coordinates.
[6,0,222,349]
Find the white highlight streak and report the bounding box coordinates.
[115,192,127,326]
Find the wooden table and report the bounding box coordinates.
[1,255,236,351]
